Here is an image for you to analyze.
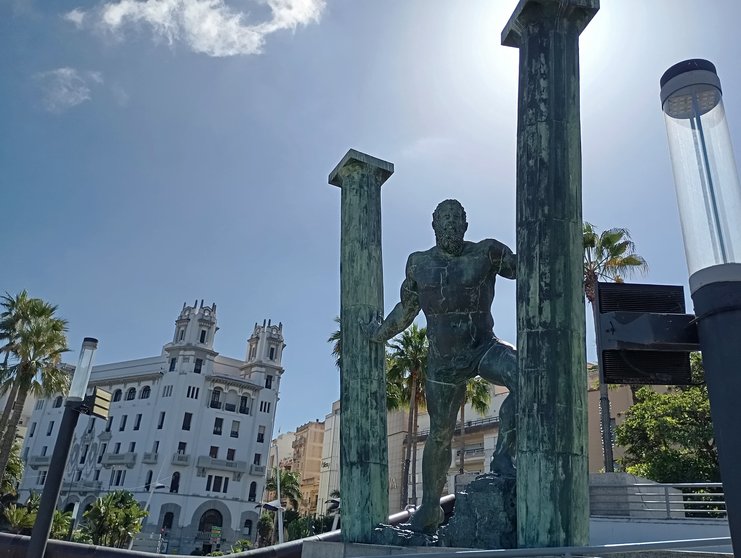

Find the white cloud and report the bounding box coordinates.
[36,68,103,113]
[65,0,325,57]
[63,8,86,27]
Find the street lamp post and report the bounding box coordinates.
[661,58,741,554]
[26,338,99,558]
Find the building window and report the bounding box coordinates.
[129,442,136,453]
[98,444,107,463]
[230,421,239,438]
[157,412,165,429]
[177,442,187,455]
[134,414,142,431]
[119,415,127,431]
[178,328,185,341]
[200,329,207,343]
[248,482,257,502]
[223,477,228,493]
[114,469,125,486]
[126,388,136,400]
[206,475,212,491]
[94,469,101,481]
[38,470,47,485]
[86,417,95,433]
[162,512,174,530]
[153,440,159,453]
[253,453,261,466]
[105,416,113,432]
[259,401,271,413]
[186,386,199,399]
[226,448,235,461]
[140,386,151,399]
[265,375,273,389]
[35,399,44,410]
[182,413,192,431]
[269,347,275,360]
[243,519,252,536]
[210,388,222,409]
[209,446,218,459]
[112,389,122,402]
[41,446,48,456]
[169,358,176,372]
[145,470,153,492]
[80,445,89,465]
[29,422,36,437]
[53,396,63,408]
[212,476,222,492]
[46,421,54,436]
[213,418,223,436]
[75,469,82,482]
[114,442,121,454]
[239,396,250,415]
[23,447,29,461]
[162,385,173,397]
[194,358,203,374]
[257,425,265,443]
[170,472,180,493]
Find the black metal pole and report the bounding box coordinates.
[26,400,82,558]
[692,280,741,555]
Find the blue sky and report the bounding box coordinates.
[2,0,741,432]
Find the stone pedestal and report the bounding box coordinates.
[443,474,517,549]
[329,149,394,543]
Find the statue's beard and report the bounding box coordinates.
[436,230,464,256]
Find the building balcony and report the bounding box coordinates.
[142,452,158,464]
[62,480,101,492]
[196,455,248,474]
[209,401,223,410]
[101,452,137,468]
[238,406,250,415]
[99,431,113,441]
[224,403,236,412]
[172,453,191,466]
[250,464,266,476]
[28,455,51,469]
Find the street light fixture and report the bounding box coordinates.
[26,338,101,558]
[661,58,741,554]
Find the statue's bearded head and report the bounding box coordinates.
[432,199,467,256]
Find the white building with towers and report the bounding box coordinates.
[18,301,285,555]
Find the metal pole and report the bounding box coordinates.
[275,444,284,545]
[502,0,599,547]
[26,401,82,558]
[329,149,393,543]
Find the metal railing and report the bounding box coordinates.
[414,415,500,441]
[590,481,726,519]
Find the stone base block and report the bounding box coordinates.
[301,540,465,557]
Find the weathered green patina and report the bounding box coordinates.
[329,149,393,544]
[502,0,599,548]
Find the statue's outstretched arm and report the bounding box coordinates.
[490,240,517,280]
[370,259,420,343]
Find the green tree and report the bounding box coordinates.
[387,323,428,508]
[615,353,718,483]
[0,442,23,496]
[80,490,148,548]
[0,292,69,481]
[583,222,648,472]
[265,468,302,511]
[50,509,73,540]
[256,512,273,547]
[457,376,491,473]
[230,538,253,553]
[327,316,342,370]
[3,503,35,534]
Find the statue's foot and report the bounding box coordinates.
[409,504,444,534]
[490,454,516,478]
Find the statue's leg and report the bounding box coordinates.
[410,376,466,534]
[478,339,517,477]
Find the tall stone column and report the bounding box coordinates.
[502,0,598,548]
[329,149,393,543]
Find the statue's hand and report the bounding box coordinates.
[359,314,384,343]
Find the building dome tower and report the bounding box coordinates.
[163,300,219,375]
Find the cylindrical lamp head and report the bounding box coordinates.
[68,337,98,400]
[661,59,741,291]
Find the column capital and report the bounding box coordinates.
[502,0,599,47]
[328,149,394,188]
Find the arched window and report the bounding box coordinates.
[63,502,76,513]
[248,482,257,502]
[126,388,136,401]
[162,512,174,530]
[53,396,63,408]
[210,388,222,409]
[243,519,252,536]
[198,509,223,533]
[170,472,180,494]
[112,389,122,402]
[140,386,151,399]
[145,470,153,492]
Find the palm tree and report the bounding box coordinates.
[327,317,342,370]
[584,222,648,472]
[0,293,69,482]
[3,503,35,534]
[457,377,491,474]
[50,509,73,540]
[266,468,302,511]
[387,324,428,508]
[80,490,148,548]
[0,442,23,496]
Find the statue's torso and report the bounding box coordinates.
[409,241,497,368]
